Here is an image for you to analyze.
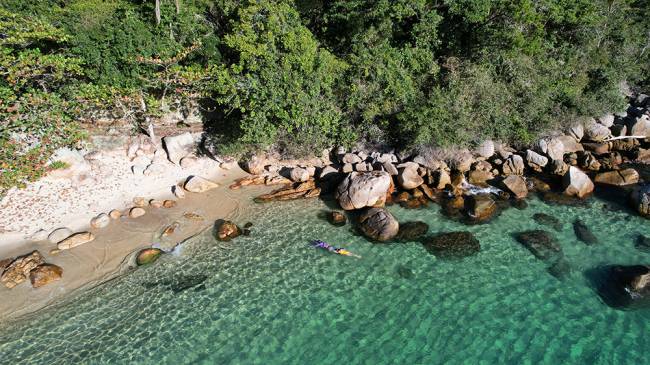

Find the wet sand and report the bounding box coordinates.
[0,168,272,322]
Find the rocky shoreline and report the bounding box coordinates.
[2,93,650,318]
[225,92,650,309]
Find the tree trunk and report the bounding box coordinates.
[175,0,180,14]
[155,0,161,25]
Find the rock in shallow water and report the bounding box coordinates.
[328,211,347,226]
[136,248,163,266]
[395,221,429,242]
[636,234,650,252]
[533,213,562,231]
[423,232,480,259]
[573,220,598,245]
[358,207,399,242]
[515,230,562,262]
[587,265,650,309]
[215,220,241,241]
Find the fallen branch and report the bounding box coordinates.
[604,135,646,141]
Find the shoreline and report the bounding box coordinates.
[0,161,272,322]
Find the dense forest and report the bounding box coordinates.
[1,0,649,189]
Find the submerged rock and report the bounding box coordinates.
[143,274,208,293]
[533,213,562,231]
[423,232,480,259]
[358,208,399,242]
[215,220,241,241]
[136,248,163,266]
[328,211,347,227]
[515,230,562,262]
[396,265,415,279]
[547,258,571,280]
[30,264,63,288]
[636,234,650,252]
[573,220,598,245]
[587,265,650,309]
[395,221,429,242]
[630,184,650,218]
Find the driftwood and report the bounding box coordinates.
[604,135,646,141]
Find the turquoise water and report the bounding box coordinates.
[1,193,649,364]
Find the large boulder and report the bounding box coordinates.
[467,194,497,223]
[536,138,565,161]
[162,132,194,164]
[628,115,650,137]
[515,230,562,262]
[240,154,267,175]
[475,140,495,159]
[589,265,650,309]
[289,167,310,183]
[525,150,548,172]
[557,135,584,154]
[501,175,528,199]
[423,232,480,259]
[584,120,612,142]
[397,165,424,190]
[184,175,219,193]
[562,166,594,199]
[502,155,525,175]
[336,171,392,210]
[449,151,474,172]
[567,123,584,141]
[594,168,639,186]
[29,264,63,288]
[631,184,650,218]
[358,208,399,242]
[1,251,45,288]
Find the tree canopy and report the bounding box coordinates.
[1,0,649,190]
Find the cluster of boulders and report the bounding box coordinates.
[0,251,62,289]
[224,92,650,300]
[127,132,234,176]
[233,92,650,224]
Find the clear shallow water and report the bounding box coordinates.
[1,194,649,364]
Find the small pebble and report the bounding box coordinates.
[133,197,146,207]
[109,209,122,219]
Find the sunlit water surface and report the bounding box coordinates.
[1,194,649,364]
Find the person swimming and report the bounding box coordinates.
[312,240,361,258]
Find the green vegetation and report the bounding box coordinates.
[1,0,649,192]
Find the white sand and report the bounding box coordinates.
[0,139,276,321]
